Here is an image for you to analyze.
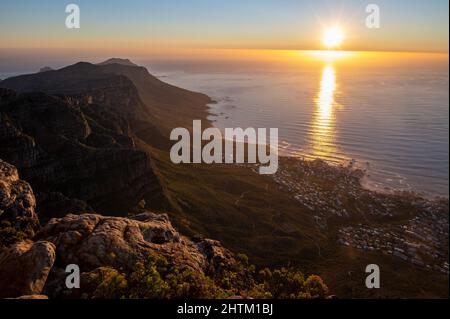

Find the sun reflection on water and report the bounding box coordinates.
[317,65,336,119]
[308,63,339,160]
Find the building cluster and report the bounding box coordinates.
[338,212,448,274]
[271,158,395,229]
[268,157,449,275]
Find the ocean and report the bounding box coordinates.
[146,50,449,196]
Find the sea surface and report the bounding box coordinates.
[146,51,449,197]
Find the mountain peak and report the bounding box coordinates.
[58,61,98,72]
[97,58,138,67]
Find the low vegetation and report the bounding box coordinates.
[80,253,328,299]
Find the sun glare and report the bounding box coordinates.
[322,27,344,49]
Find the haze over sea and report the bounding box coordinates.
[147,50,449,197]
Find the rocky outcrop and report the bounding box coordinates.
[38,212,237,298]
[0,162,237,298]
[0,89,166,218]
[0,240,55,298]
[37,212,235,275]
[0,159,39,247]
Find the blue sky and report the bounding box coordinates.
[0,0,448,52]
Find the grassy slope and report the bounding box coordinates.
[137,141,449,298]
[138,141,323,265]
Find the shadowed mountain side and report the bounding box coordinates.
[0,60,213,147]
[0,59,215,219]
[0,63,158,150]
[0,62,154,125]
[0,89,167,219]
[96,60,213,135]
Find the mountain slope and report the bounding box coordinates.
[97,61,212,135]
[0,89,166,218]
[0,62,152,123]
[0,60,212,138]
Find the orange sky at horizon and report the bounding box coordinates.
[1,1,448,58]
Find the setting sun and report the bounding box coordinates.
[322,27,344,49]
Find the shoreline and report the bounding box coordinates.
[285,154,449,201]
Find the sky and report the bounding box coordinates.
[0,0,448,56]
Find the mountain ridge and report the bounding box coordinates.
[0,59,212,147]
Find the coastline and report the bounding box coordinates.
[204,98,448,199]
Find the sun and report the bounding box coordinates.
[322,27,344,49]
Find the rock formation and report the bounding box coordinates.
[37,212,235,275]
[0,160,237,299]
[0,240,55,298]
[0,159,39,247]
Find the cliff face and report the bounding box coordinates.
[0,89,165,218]
[0,62,153,126]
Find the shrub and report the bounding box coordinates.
[82,252,328,299]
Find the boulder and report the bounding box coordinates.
[0,240,55,298]
[37,212,235,275]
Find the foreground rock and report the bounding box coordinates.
[0,160,237,298]
[0,159,39,247]
[0,160,329,299]
[37,212,235,275]
[0,240,55,298]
